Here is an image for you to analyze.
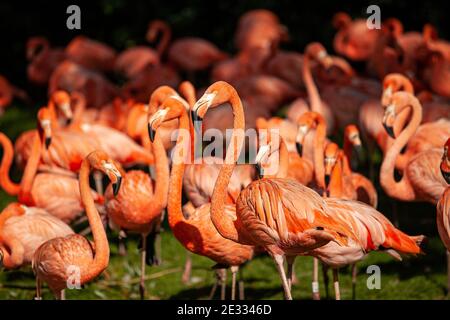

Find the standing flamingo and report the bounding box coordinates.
[0,203,73,270]
[32,150,122,300]
[104,124,169,299]
[148,96,255,300]
[192,81,359,300]
[380,92,448,204]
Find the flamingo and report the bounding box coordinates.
[114,47,160,79]
[332,12,380,61]
[65,91,154,168]
[32,150,122,300]
[285,42,335,135]
[192,81,359,300]
[104,123,169,299]
[49,60,118,108]
[0,203,73,270]
[0,122,101,224]
[26,37,65,86]
[148,96,255,300]
[147,20,228,74]
[380,91,448,204]
[437,138,450,294]
[65,35,117,72]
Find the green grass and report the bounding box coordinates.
[0,104,449,300]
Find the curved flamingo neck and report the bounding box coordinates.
[343,137,353,172]
[380,94,422,201]
[312,116,327,190]
[211,89,245,243]
[47,100,60,129]
[144,132,169,220]
[0,133,21,195]
[71,92,86,129]
[79,159,109,284]
[302,53,322,113]
[167,110,190,229]
[152,21,171,58]
[18,132,41,205]
[328,153,345,198]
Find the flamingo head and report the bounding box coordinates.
[305,42,333,69]
[344,124,363,160]
[382,73,413,106]
[324,143,339,187]
[294,111,321,157]
[255,128,281,179]
[148,96,187,142]
[37,107,52,148]
[87,151,122,196]
[52,90,73,124]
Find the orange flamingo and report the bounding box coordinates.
[285,42,335,134]
[0,128,100,223]
[0,203,73,270]
[26,37,65,86]
[437,138,450,293]
[49,60,118,108]
[380,91,448,204]
[66,91,154,168]
[104,123,169,299]
[192,81,359,300]
[65,36,117,72]
[332,12,380,61]
[32,150,122,300]
[147,20,227,74]
[148,96,255,300]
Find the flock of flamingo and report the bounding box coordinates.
[0,9,449,300]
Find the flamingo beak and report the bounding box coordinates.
[39,119,52,149]
[255,144,270,179]
[112,176,122,197]
[59,102,73,125]
[382,104,396,139]
[148,109,168,142]
[296,142,303,157]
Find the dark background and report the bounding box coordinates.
[0,0,448,91]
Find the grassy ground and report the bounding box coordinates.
[0,104,449,300]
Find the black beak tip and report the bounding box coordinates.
[296,142,303,157]
[65,117,72,126]
[113,176,122,196]
[45,137,51,149]
[148,123,156,142]
[441,169,450,184]
[191,111,203,132]
[383,123,395,139]
[354,144,363,160]
[255,163,264,179]
[324,174,331,187]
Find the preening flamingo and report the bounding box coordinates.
[0,203,73,270]
[32,150,122,300]
[380,91,448,204]
[192,81,358,300]
[148,96,255,300]
[437,138,450,293]
[104,124,169,299]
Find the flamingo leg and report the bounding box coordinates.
[286,255,296,291]
[182,251,192,284]
[351,264,358,300]
[273,254,292,300]
[333,268,341,300]
[208,271,220,300]
[55,290,65,300]
[118,229,127,256]
[238,267,245,300]
[35,277,42,300]
[139,234,147,300]
[322,263,329,299]
[154,211,165,265]
[447,250,450,297]
[219,268,227,300]
[312,257,320,300]
[230,266,238,300]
